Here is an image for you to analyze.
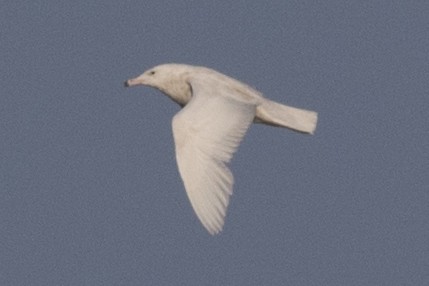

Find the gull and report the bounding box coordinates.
[124,63,317,235]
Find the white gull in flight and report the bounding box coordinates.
[125,63,317,235]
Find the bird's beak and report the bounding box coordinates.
[124,75,146,87]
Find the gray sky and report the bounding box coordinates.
[1,1,428,285]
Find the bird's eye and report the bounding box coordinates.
[148,70,156,75]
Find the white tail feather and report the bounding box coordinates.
[256,100,318,134]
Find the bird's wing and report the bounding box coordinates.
[172,77,257,234]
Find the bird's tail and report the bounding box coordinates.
[256,100,318,134]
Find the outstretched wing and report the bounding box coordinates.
[172,77,257,234]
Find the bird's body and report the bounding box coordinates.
[125,63,317,234]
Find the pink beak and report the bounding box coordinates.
[124,76,145,87]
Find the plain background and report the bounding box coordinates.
[1,1,428,285]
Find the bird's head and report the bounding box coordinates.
[124,64,192,106]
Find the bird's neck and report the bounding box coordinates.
[160,77,192,107]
